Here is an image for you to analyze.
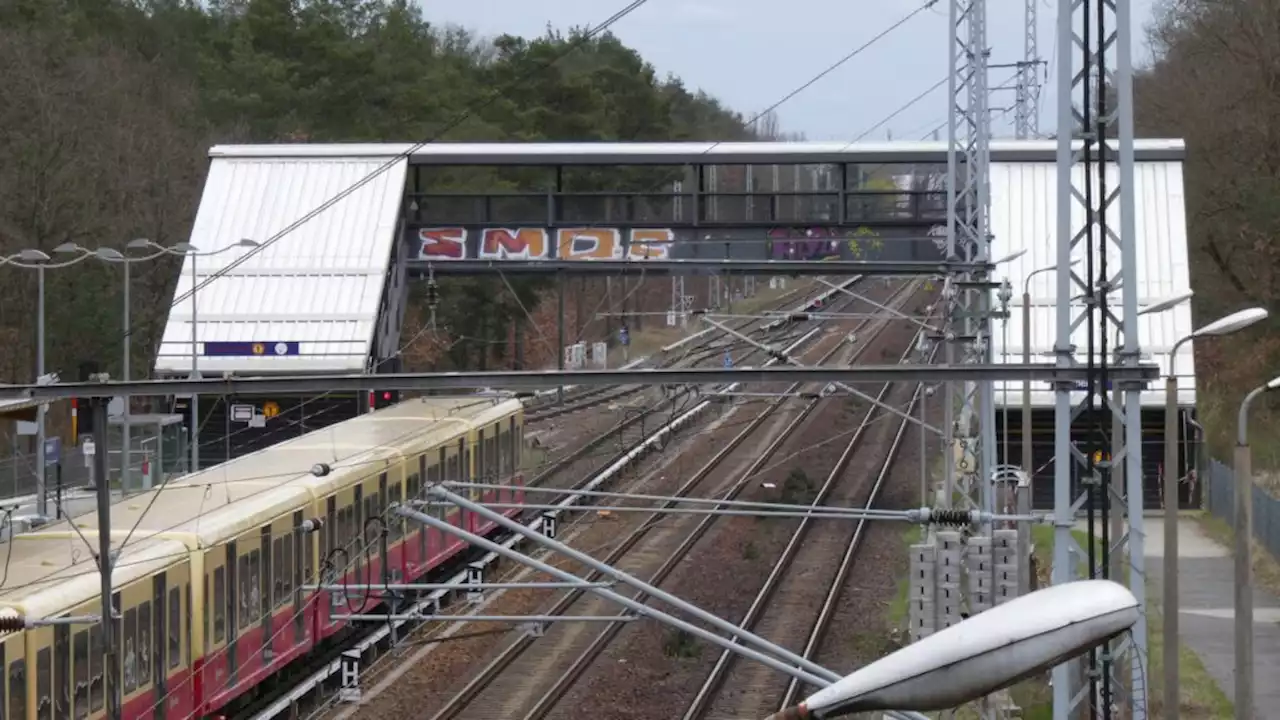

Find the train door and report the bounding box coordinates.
[54,622,69,720]
[352,483,366,610]
[258,524,272,666]
[22,621,50,720]
[459,437,473,532]
[152,574,167,720]
[291,509,308,649]
[405,457,424,575]
[225,540,238,687]
[236,531,263,680]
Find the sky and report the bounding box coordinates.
[417,0,1161,142]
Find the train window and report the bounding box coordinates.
[283,530,295,599]
[88,625,102,712]
[139,601,152,690]
[8,658,23,720]
[272,538,284,609]
[55,625,69,719]
[324,496,336,557]
[240,551,261,630]
[123,608,138,693]
[389,481,403,540]
[36,648,49,720]
[507,421,516,480]
[477,428,486,481]
[73,631,88,719]
[168,589,181,670]
[281,536,293,607]
[213,567,226,643]
[491,424,500,481]
[497,423,507,480]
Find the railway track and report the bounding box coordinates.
[248,278,868,720]
[404,279,925,720]
[682,308,942,720]
[524,284,825,423]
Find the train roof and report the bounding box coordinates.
[0,396,524,619]
[38,396,523,546]
[0,535,188,619]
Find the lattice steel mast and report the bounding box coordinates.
[942,0,993,518]
[1050,0,1146,716]
[1014,0,1040,139]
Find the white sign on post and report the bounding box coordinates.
[339,650,361,703]
[230,404,254,423]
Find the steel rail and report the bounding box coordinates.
[284,283,866,720]
[416,320,858,720]
[680,296,936,720]
[776,343,937,711]
[510,281,926,720]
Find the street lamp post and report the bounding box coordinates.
[176,239,260,474]
[0,248,91,516]
[1020,259,1078,516]
[1235,374,1280,720]
[1163,306,1269,719]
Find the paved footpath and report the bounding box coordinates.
[1144,518,1280,716]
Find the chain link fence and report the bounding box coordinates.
[1204,458,1280,560]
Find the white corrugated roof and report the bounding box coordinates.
[154,155,408,374]
[209,139,1185,165]
[990,160,1192,408]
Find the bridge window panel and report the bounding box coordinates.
[168,589,181,670]
[213,566,226,642]
[88,626,102,713]
[8,657,23,720]
[73,631,88,719]
[36,648,49,720]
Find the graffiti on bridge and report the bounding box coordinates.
[765,226,887,261]
[417,227,674,261]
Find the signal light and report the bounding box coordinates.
[369,390,400,410]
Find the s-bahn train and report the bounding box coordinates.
[0,395,526,719]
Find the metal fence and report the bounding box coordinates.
[1204,458,1280,560]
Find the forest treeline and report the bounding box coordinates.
[1,0,1277,463]
[0,0,761,384]
[1135,0,1280,464]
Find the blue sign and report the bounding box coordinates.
[43,437,60,466]
[724,349,733,368]
[203,341,300,357]
[619,327,630,347]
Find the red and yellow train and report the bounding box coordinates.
[0,395,526,719]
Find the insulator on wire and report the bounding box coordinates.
[929,508,972,527]
[0,616,25,633]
